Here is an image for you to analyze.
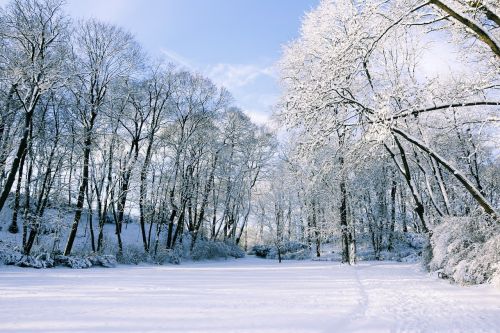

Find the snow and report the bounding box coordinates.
[0,257,499,333]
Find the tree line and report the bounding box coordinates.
[0,0,275,258]
[262,0,499,264]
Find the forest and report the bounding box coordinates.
[0,0,498,289]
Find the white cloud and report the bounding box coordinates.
[205,63,277,90]
[159,48,278,125]
[160,49,276,89]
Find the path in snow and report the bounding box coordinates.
[0,257,499,333]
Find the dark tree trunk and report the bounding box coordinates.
[388,170,397,251]
[166,208,177,249]
[392,126,498,220]
[0,109,35,213]
[339,159,350,263]
[64,122,94,256]
[8,151,26,234]
[139,140,153,251]
[386,138,429,233]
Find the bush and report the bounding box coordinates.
[403,232,426,250]
[250,241,311,260]
[87,254,117,268]
[191,240,245,261]
[54,255,92,269]
[249,244,272,258]
[429,215,500,286]
[117,244,149,265]
[0,241,23,265]
[152,248,181,265]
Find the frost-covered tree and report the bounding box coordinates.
[0,0,276,264]
[0,0,69,215]
[63,19,141,256]
[277,0,499,276]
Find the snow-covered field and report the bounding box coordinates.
[0,257,499,333]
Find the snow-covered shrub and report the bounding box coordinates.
[250,241,311,260]
[152,248,181,265]
[87,254,117,268]
[191,240,245,261]
[117,244,149,265]
[35,253,55,268]
[225,241,245,259]
[0,240,23,265]
[379,232,427,261]
[400,253,420,263]
[249,244,272,258]
[281,248,311,260]
[2,249,54,269]
[429,215,500,285]
[54,255,92,269]
[402,232,426,250]
[14,256,45,268]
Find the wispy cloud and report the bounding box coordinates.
[159,48,278,125]
[160,48,276,90]
[205,63,277,90]
[160,48,195,70]
[204,63,279,125]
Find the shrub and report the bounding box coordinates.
[87,254,117,268]
[54,255,92,269]
[249,244,272,258]
[191,240,245,261]
[250,241,311,260]
[429,214,500,286]
[153,248,181,265]
[116,244,150,265]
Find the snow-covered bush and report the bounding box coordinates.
[9,254,55,269]
[191,240,245,261]
[117,244,149,265]
[0,240,23,265]
[54,255,92,269]
[250,241,311,260]
[224,241,246,259]
[403,232,427,250]
[0,241,53,268]
[249,244,272,258]
[0,237,117,269]
[429,215,500,286]
[281,248,311,260]
[153,248,181,265]
[87,254,117,268]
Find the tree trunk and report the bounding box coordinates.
[339,157,351,263]
[8,150,26,234]
[392,126,498,220]
[388,169,397,251]
[0,110,35,213]
[64,124,93,256]
[139,140,153,251]
[385,139,429,233]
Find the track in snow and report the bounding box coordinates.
[0,257,499,333]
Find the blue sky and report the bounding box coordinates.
[0,0,320,124]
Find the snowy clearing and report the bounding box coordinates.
[0,258,499,333]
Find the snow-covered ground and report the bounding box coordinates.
[0,257,499,333]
